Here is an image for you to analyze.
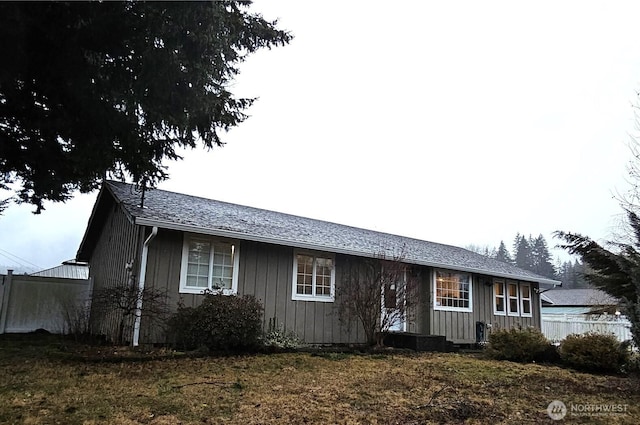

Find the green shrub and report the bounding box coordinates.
[486,327,556,363]
[168,293,263,352]
[559,333,630,373]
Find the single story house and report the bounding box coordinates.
[541,288,620,316]
[77,181,560,346]
[540,288,631,343]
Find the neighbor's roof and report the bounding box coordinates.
[79,181,561,285]
[30,260,89,280]
[541,288,618,306]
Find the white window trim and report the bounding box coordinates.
[179,234,240,295]
[507,281,519,317]
[292,250,335,302]
[493,279,506,316]
[432,269,473,313]
[520,283,533,317]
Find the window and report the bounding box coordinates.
[179,235,239,294]
[507,281,519,316]
[494,280,535,318]
[520,283,532,317]
[493,279,506,315]
[292,252,335,302]
[434,270,472,312]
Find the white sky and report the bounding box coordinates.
[2,0,640,271]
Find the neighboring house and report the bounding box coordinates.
[541,288,619,316]
[541,288,632,343]
[30,260,90,280]
[76,181,560,346]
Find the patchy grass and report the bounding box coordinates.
[0,334,638,424]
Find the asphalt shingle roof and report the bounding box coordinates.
[105,181,560,285]
[541,289,618,306]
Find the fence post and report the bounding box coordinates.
[0,270,13,334]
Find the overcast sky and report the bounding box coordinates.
[2,0,640,272]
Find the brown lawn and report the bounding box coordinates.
[0,334,638,424]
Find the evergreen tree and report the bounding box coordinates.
[556,211,640,348]
[513,234,533,271]
[0,2,292,212]
[531,234,557,279]
[495,240,513,264]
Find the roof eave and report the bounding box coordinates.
[134,217,562,285]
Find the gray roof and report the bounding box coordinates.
[95,181,560,285]
[31,261,89,280]
[541,289,619,306]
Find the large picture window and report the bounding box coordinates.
[433,270,472,312]
[292,251,335,302]
[179,235,239,294]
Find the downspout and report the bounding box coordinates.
[132,226,158,346]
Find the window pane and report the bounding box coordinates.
[496,297,504,312]
[211,243,234,290]
[435,271,470,310]
[186,240,210,288]
[510,298,518,313]
[523,300,531,314]
[296,255,314,295]
[315,257,332,297]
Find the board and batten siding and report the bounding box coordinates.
[429,272,541,344]
[139,230,543,345]
[140,233,365,345]
[87,202,142,344]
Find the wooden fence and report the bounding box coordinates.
[0,271,92,334]
[542,314,633,344]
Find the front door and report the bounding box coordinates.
[383,280,406,332]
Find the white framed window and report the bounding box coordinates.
[433,269,472,312]
[493,279,506,315]
[179,235,240,295]
[292,251,335,302]
[507,281,519,316]
[520,283,532,317]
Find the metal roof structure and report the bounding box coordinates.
[30,260,89,280]
[79,181,561,285]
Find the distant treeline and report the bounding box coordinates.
[466,234,588,289]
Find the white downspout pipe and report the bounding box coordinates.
[132,226,158,346]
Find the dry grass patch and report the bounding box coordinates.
[0,335,638,424]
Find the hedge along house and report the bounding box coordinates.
[76,181,560,346]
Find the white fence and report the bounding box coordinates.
[0,271,92,334]
[542,314,633,344]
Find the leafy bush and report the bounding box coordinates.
[486,327,556,363]
[168,293,263,352]
[262,317,301,350]
[559,333,630,373]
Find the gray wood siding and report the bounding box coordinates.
[237,243,364,344]
[87,203,141,344]
[139,235,365,345]
[138,231,542,346]
[429,272,542,344]
[139,229,183,343]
